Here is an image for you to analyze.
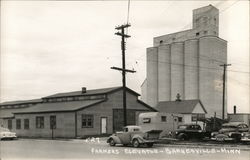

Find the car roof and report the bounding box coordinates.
[124,125,141,129]
[179,123,200,126]
[222,122,247,126]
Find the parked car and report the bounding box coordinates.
[241,132,250,142]
[170,123,210,140]
[107,125,162,148]
[0,127,17,140]
[211,122,249,142]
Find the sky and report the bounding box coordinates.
[0,0,249,113]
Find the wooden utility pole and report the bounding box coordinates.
[219,64,231,120]
[111,24,135,127]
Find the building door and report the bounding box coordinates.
[113,109,136,132]
[101,117,107,134]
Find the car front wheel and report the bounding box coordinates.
[147,143,153,148]
[109,138,116,146]
[132,139,140,148]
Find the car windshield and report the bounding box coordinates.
[0,127,10,132]
[178,125,187,129]
[222,125,237,129]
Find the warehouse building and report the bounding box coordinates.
[0,87,156,138]
[141,5,227,118]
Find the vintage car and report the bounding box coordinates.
[107,125,162,148]
[170,124,209,140]
[0,127,17,140]
[211,122,249,142]
[241,132,250,142]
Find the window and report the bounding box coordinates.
[67,97,74,101]
[50,116,56,129]
[56,98,63,102]
[192,115,197,121]
[142,118,151,123]
[159,40,163,44]
[196,32,200,36]
[82,114,94,128]
[36,116,44,129]
[161,116,167,122]
[194,125,201,130]
[16,119,21,129]
[73,97,79,101]
[24,119,29,129]
[133,128,140,132]
[8,119,12,129]
[178,117,183,122]
[192,114,205,121]
[123,127,128,132]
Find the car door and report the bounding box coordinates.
[117,127,131,144]
[185,125,194,138]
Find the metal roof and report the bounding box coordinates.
[0,99,42,106]
[42,86,140,99]
[156,99,207,114]
[13,99,106,114]
[0,108,27,118]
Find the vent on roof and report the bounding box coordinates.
[82,87,87,94]
[175,93,181,101]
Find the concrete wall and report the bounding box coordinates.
[199,36,227,118]
[142,5,227,120]
[158,44,171,101]
[184,39,199,99]
[140,79,147,103]
[170,42,184,100]
[146,47,158,107]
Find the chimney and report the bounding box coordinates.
[233,105,236,114]
[82,87,87,94]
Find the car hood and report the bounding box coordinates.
[219,128,236,133]
[0,131,16,135]
[175,128,185,132]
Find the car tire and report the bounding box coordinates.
[177,134,188,140]
[109,138,116,146]
[147,143,153,148]
[233,137,241,143]
[132,139,140,148]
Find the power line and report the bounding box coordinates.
[142,58,249,74]
[125,0,241,63]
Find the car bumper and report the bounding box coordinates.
[1,136,17,140]
[241,137,250,142]
[139,139,160,144]
[211,137,234,141]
